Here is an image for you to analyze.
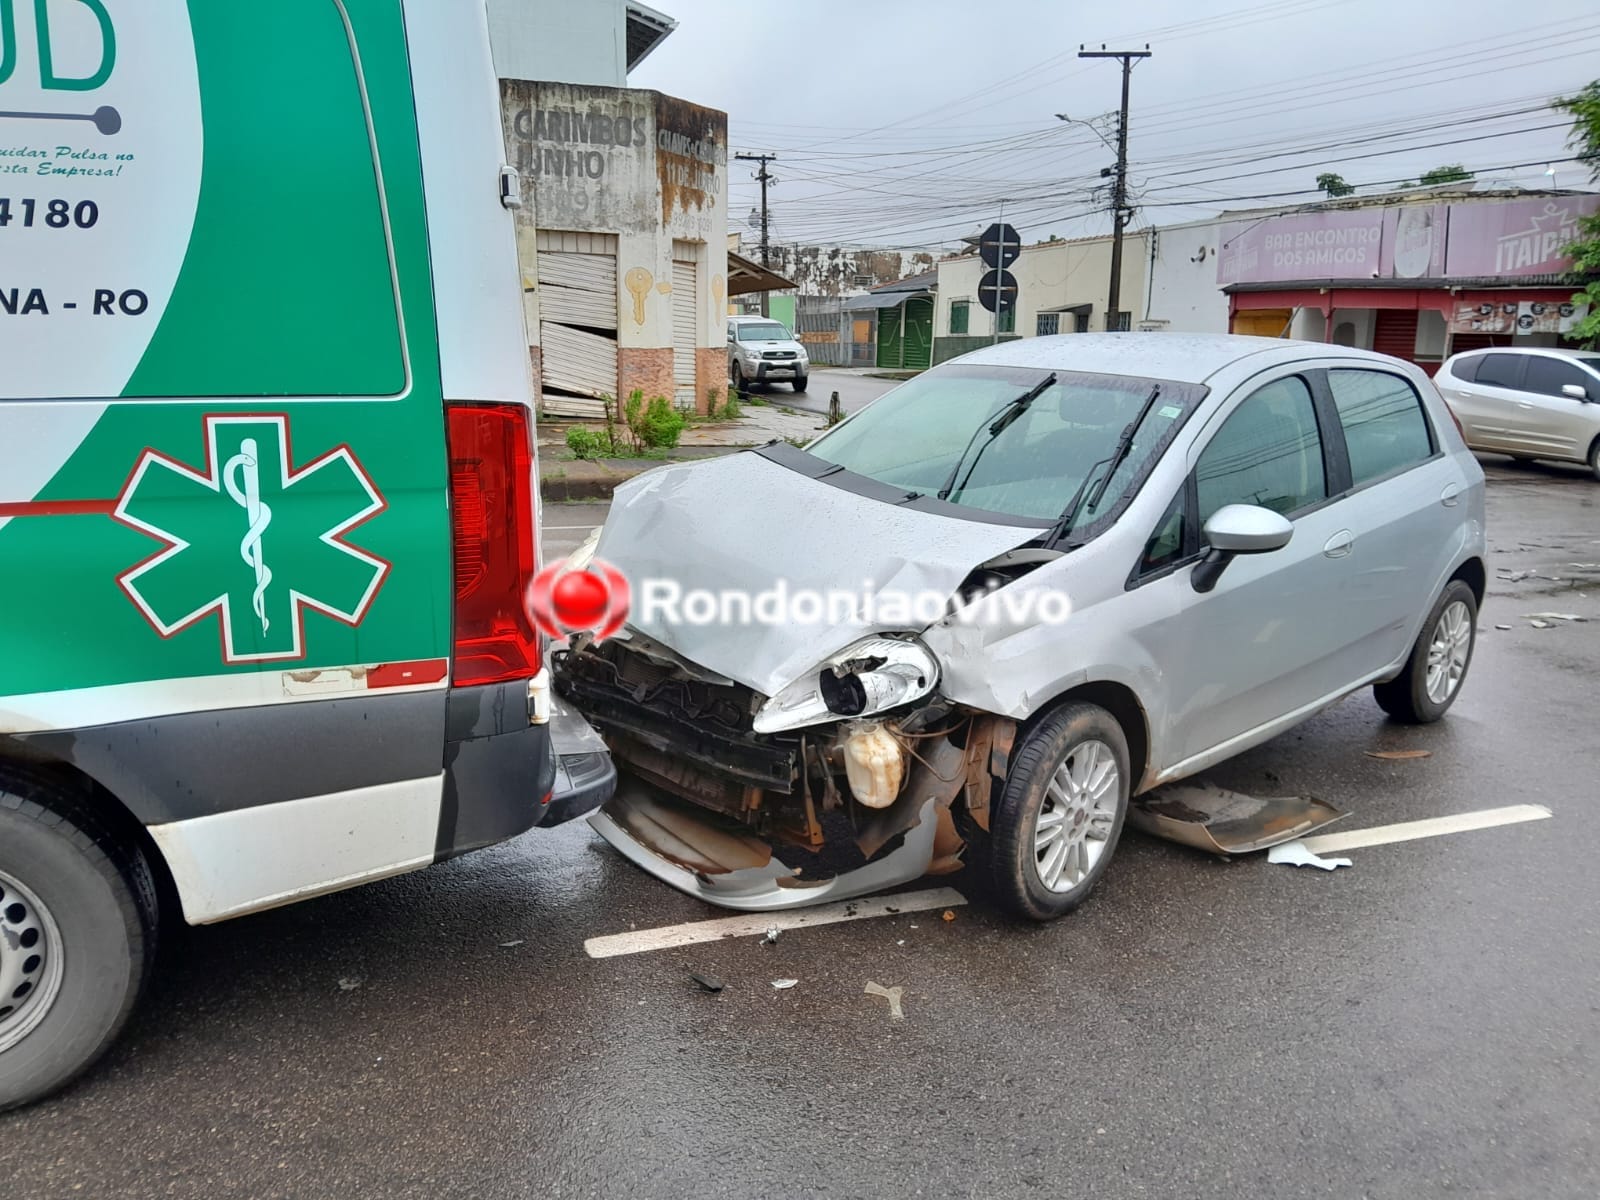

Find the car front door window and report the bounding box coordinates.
[1195,375,1326,525]
[1523,357,1592,400]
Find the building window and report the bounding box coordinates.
[853,274,872,288]
[1074,311,1091,333]
[950,300,970,335]
[998,307,1016,334]
[1037,313,1060,336]
[1108,310,1131,332]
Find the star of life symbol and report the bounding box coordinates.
[113,415,388,663]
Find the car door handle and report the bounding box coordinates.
[1323,529,1354,558]
[1516,401,1533,410]
[1440,483,1461,508]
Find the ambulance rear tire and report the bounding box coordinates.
[0,767,159,1112]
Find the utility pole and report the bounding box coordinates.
[993,198,1006,347]
[735,152,777,316]
[1077,44,1150,332]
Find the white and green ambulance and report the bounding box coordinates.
[0,0,612,1108]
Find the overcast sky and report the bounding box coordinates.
[630,0,1598,251]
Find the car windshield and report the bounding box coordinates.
[736,323,791,342]
[805,363,1204,523]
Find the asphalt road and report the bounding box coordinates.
[6,458,1599,1200]
[766,369,900,418]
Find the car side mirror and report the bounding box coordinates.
[1192,504,1294,593]
[1561,383,1589,401]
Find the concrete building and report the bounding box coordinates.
[761,244,942,298]
[1220,189,1596,373]
[932,231,1149,363]
[1144,188,1598,374]
[1138,217,1230,335]
[487,0,676,87]
[492,2,729,416]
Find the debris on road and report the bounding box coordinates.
[689,971,725,993]
[1499,569,1537,581]
[498,939,525,948]
[1129,782,1344,855]
[762,927,781,945]
[337,977,363,991]
[1530,619,1553,629]
[1365,749,1431,761]
[1267,841,1353,871]
[771,978,799,990]
[864,981,906,1020]
[942,910,956,923]
[1523,612,1586,622]
[1495,624,1512,631]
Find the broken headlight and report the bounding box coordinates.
[752,636,938,734]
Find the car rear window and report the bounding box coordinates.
[1474,353,1524,389]
[1451,355,1481,383]
[1327,369,1434,485]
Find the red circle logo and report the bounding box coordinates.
[527,556,630,642]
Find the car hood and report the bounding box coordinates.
[593,451,1040,696]
[740,339,805,355]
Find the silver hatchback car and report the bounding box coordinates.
[1434,346,1600,479]
[556,334,1486,920]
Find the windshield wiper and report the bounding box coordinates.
[1047,384,1162,545]
[936,372,1057,502]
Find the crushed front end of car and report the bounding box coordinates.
[548,447,1050,910]
[555,627,1016,911]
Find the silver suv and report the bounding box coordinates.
[1434,346,1600,479]
[728,315,809,393]
[560,335,1486,920]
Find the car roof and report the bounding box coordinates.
[1448,345,1600,363]
[728,315,785,323]
[952,332,1398,385]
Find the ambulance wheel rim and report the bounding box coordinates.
[0,869,65,1055]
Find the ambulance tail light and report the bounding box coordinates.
[446,403,542,687]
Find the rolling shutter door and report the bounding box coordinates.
[672,258,697,407]
[534,236,618,418]
[1372,310,1419,363]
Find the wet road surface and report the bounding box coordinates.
[5,459,1599,1199]
[762,369,898,418]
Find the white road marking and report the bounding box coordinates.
[1299,804,1552,855]
[583,887,966,959]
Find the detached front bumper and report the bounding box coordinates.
[587,775,940,912]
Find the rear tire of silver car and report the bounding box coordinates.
[0,767,158,1112]
[1587,437,1600,482]
[1372,579,1477,725]
[730,362,748,395]
[986,702,1130,921]
[792,374,808,393]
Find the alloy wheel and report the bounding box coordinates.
[1425,600,1472,704]
[1032,740,1120,893]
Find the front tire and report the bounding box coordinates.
[730,362,748,395]
[1373,579,1477,724]
[0,768,158,1112]
[985,702,1129,921]
[1588,438,1600,482]
[792,374,808,393]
